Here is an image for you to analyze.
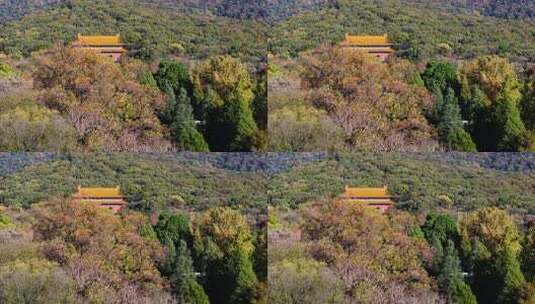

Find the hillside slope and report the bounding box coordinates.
[269,0,535,62]
[408,0,535,20]
[0,0,267,61]
[138,0,268,19]
[0,0,275,21]
[0,0,61,22]
[130,0,333,20]
[0,153,269,212]
[269,153,535,213]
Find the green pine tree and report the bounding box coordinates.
[228,252,259,304]
[439,241,477,304]
[252,75,267,131]
[428,86,445,125]
[421,60,459,95]
[492,92,527,151]
[171,89,209,152]
[205,97,258,152]
[430,235,445,274]
[422,212,459,246]
[520,82,535,131]
[496,249,525,304]
[161,83,177,126]
[154,60,191,95]
[229,99,259,152]
[154,213,210,303]
[154,212,191,246]
[437,89,477,151]
[173,240,210,304]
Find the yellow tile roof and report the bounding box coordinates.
[341,34,392,46]
[342,186,391,198]
[75,34,123,46]
[76,186,123,198]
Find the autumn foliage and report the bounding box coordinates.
[32,199,169,303]
[299,200,440,303]
[33,47,171,151]
[301,46,434,151]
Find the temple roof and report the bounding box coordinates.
[75,34,124,46]
[342,186,391,198]
[341,34,392,46]
[76,186,123,198]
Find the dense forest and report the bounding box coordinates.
[268,153,535,303]
[0,153,268,303]
[268,0,535,152]
[1,49,267,152]
[0,0,339,22]
[407,0,535,20]
[0,0,62,22]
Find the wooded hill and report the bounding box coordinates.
[0,0,338,22]
[0,0,267,61]
[0,0,62,22]
[0,153,269,213]
[268,153,535,214]
[407,0,535,21]
[7,152,534,215]
[269,192,535,304]
[0,0,276,21]
[269,0,535,63]
[269,152,535,304]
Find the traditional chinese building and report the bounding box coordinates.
[340,34,395,61]
[339,185,395,212]
[72,34,127,62]
[72,186,128,213]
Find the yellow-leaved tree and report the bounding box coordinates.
[459,55,529,151]
[192,207,260,304]
[460,207,525,303]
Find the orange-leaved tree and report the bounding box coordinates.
[302,199,439,303]
[33,46,171,152]
[301,45,435,151]
[32,199,170,303]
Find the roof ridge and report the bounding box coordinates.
[341,33,392,46]
[74,34,124,46]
